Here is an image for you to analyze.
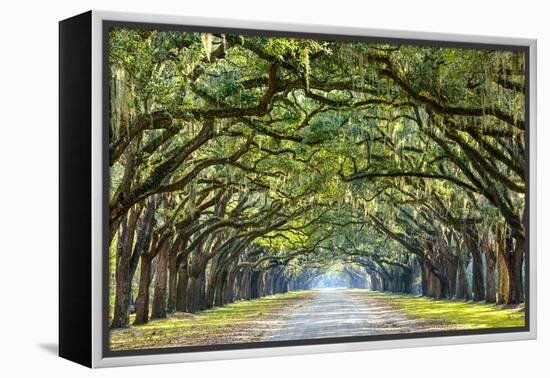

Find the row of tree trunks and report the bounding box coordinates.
[113,222,525,329]
[133,252,295,324]
[365,223,525,307]
[365,266,412,293]
[369,272,383,291]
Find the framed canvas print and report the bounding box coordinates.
[59,10,537,368]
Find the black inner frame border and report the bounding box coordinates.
[101,19,530,358]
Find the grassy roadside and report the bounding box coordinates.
[350,290,525,329]
[110,290,313,351]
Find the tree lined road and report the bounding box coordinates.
[262,289,449,341]
[108,28,527,349]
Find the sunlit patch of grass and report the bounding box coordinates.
[110,291,313,351]
[350,290,525,329]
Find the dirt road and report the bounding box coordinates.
[262,288,451,341]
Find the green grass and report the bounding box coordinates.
[110,290,313,350]
[351,290,525,329]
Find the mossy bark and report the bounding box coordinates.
[134,255,152,325]
[111,207,140,329]
[175,262,189,312]
[151,243,169,319]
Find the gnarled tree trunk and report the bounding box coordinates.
[496,230,510,304]
[465,232,485,301]
[134,254,152,325]
[483,230,497,303]
[166,244,178,313]
[175,261,189,312]
[151,243,169,319]
[111,206,140,329]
